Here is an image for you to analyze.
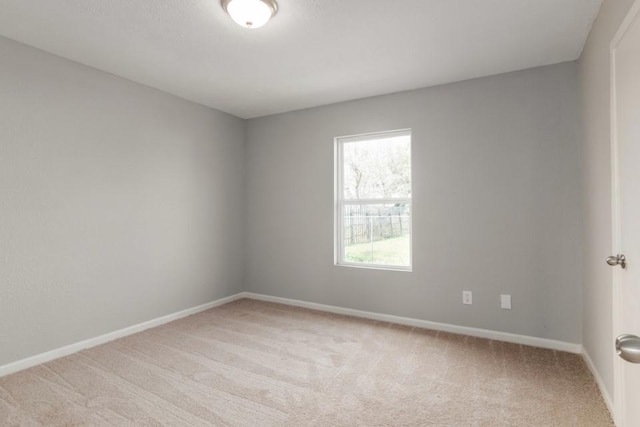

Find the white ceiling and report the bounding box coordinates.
[0,0,602,118]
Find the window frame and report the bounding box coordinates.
[334,129,413,272]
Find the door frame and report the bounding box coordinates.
[610,1,640,425]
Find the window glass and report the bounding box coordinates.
[336,130,412,270]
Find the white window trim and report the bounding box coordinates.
[334,129,413,272]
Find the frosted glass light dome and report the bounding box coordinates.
[222,0,278,29]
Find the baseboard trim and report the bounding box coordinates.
[0,292,245,378]
[242,292,583,354]
[0,291,584,379]
[582,349,616,422]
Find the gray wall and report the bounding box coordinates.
[0,36,245,366]
[245,62,583,343]
[0,30,590,369]
[578,0,635,401]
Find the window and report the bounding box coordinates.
[335,129,412,271]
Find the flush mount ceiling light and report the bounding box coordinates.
[222,0,278,29]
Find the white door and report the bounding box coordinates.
[611,2,640,426]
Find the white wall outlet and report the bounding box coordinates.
[500,294,512,310]
[462,291,473,305]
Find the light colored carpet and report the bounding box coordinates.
[0,299,612,426]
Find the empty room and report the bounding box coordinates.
[1,0,640,425]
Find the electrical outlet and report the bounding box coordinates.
[500,294,512,310]
[462,291,473,305]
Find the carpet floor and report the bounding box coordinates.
[0,299,612,426]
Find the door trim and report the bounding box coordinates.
[610,2,640,425]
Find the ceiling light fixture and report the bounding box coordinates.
[221,0,278,29]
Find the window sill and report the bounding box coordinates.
[334,262,413,273]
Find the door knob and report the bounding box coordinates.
[606,254,626,268]
[616,334,640,363]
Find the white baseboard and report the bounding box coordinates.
[242,292,583,354]
[582,349,616,422]
[0,290,584,380]
[0,293,245,378]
